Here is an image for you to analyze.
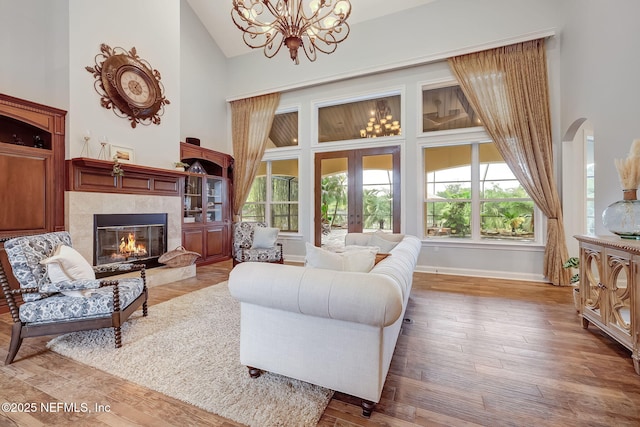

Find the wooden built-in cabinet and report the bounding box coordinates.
[180,142,233,265]
[66,157,184,196]
[575,235,640,374]
[0,93,67,314]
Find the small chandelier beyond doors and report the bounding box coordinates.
[231,0,352,65]
[360,100,401,138]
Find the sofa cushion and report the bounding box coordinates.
[251,227,279,249]
[370,233,399,253]
[19,278,144,324]
[305,243,376,272]
[305,242,342,270]
[373,230,405,243]
[239,248,283,263]
[344,231,404,248]
[343,249,377,272]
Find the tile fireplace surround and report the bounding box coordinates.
[65,158,184,273]
[65,191,182,264]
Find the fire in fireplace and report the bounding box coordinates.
[94,213,167,267]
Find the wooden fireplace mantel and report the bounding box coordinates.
[66,157,185,197]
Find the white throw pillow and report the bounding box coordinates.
[370,233,399,253]
[40,245,96,297]
[251,227,279,249]
[342,245,380,254]
[305,243,376,272]
[305,242,343,270]
[373,230,404,243]
[342,249,376,272]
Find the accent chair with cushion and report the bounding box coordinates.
[232,221,283,266]
[0,231,148,365]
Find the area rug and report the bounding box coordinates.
[47,282,333,426]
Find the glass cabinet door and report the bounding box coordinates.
[608,256,631,336]
[582,247,604,323]
[184,175,203,223]
[206,177,223,222]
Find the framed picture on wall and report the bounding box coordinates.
[110,144,135,164]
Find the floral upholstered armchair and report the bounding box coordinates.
[232,222,283,266]
[0,231,148,364]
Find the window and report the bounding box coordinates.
[586,133,595,235]
[267,110,298,148]
[422,85,481,133]
[241,159,299,232]
[317,94,401,143]
[424,142,536,242]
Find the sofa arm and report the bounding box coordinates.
[229,262,403,327]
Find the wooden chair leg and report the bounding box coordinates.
[247,366,261,378]
[5,323,24,365]
[113,326,122,348]
[361,400,376,418]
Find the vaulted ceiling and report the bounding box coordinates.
[187,1,468,147]
[187,0,438,59]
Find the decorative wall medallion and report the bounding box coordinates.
[86,44,170,128]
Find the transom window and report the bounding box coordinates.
[422,85,481,133]
[241,159,299,232]
[424,142,536,242]
[317,94,401,143]
[267,110,298,148]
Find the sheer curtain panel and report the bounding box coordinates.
[448,39,571,286]
[230,92,281,221]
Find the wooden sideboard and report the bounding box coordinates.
[575,234,640,374]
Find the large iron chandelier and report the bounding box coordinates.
[231,0,352,65]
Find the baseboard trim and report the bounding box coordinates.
[414,265,547,283]
[285,255,546,283]
[284,255,305,264]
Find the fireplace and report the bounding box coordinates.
[94,213,167,267]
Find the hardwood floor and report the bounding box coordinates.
[1,261,639,426]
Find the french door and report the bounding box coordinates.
[314,146,400,246]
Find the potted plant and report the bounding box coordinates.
[174,161,189,171]
[563,257,580,311]
[111,157,124,177]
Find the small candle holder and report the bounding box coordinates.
[97,136,109,160]
[80,130,91,157]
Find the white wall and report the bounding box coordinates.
[558,0,640,237]
[179,0,230,154]
[225,0,559,100]
[0,0,69,108]
[68,0,181,168]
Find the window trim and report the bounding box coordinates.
[241,155,301,235]
[312,86,406,147]
[264,104,301,154]
[417,79,484,138]
[419,137,544,247]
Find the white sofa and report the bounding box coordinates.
[228,233,421,416]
